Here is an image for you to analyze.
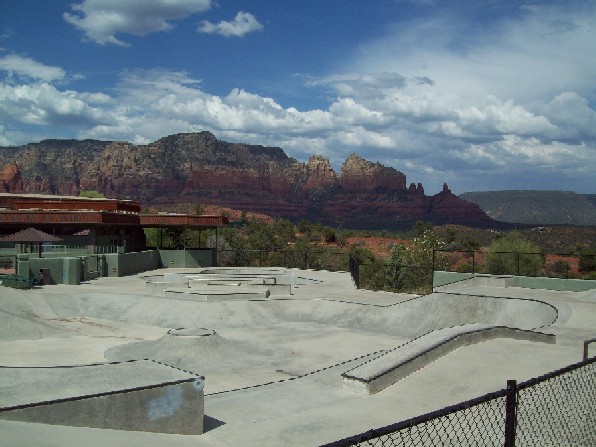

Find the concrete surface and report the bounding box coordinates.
[0,267,594,446]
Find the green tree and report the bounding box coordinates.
[79,190,105,198]
[349,243,385,291]
[385,243,407,290]
[398,229,448,294]
[484,231,543,276]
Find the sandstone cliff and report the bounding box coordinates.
[0,132,499,229]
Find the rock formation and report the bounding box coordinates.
[0,132,500,229]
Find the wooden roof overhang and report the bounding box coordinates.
[11,200,140,213]
[0,211,229,230]
[0,210,139,227]
[0,194,141,213]
[139,214,229,229]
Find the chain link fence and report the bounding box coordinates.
[217,249,349,272]
[435,249,595,280]
[321,356,596,447]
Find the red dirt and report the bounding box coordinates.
[545,254,580,273]
[345,237,409,259]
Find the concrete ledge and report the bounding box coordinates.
[434,271,596,292]
[198,267,295,286]
[145,270,293,296]
[0,360,204,434]
[164,287,270,301]
[342,324,555,395]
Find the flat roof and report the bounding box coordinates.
[0,193,141,213]
[0,211,228,227]
[139,214,229,228]
[0,193,137,202]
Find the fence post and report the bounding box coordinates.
[432,249,436,271]
[584,339,596,360]
[472,251,475,274]
[504,379,517,447]
[349,255,360,289]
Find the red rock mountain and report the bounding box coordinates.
[0,132,499,229]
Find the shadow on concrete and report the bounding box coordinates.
[203,415,226,432]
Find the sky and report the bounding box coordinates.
[0,0,594,194]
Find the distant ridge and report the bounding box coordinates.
[0,132,503,230]
[460,190,596,226]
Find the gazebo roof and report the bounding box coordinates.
[0,227,62,243]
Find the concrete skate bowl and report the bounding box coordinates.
[92,292,558,392]
[1,286,558,396]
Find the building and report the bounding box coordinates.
[0,193,229,285]
[0,193,228,252]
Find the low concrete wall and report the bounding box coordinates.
[28,257,65,285]
[342,324,555,395]
[0,379,204,434]
[104,250,162,277]
[62,258,81,285]
[158,249,215,268]
[433,271,596,292]
[433,271,476,288]
[510,276,596,292]
[21,256,97,285]
[81,255,100,282]
[12,250,219,284]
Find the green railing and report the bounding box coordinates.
[0,273,38,289]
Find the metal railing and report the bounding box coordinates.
[38,245,121,254]
[321,356,596,446]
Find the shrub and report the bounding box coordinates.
[484,231,543,276]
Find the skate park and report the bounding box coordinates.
[0,266,595,446]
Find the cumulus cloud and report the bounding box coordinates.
[197,11,263,37]
[64,0,212,45]
[0,55,66,82]
[102,70,335,137]
[4,3,596,196]
[0,82,109,127]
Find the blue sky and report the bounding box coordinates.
[0,0,594,194]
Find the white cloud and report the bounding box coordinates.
[2,8,594,196]
[64,0,212,46]
[198,11,263,37]
[0,55,66,82]
[0,82,109,127]
[346,2,596,102]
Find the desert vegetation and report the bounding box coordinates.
[145,215,595,294]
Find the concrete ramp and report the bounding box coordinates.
[106,330,278,371]
[0,359,204,434]
[342,324,555,395]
